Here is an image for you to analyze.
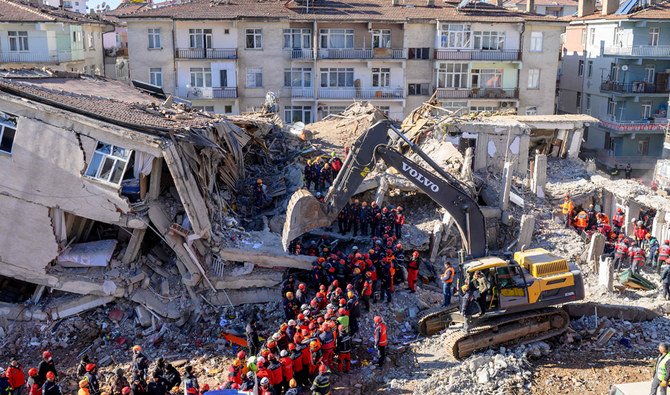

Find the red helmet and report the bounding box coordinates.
[665,240,670,244]
[335,288,342,294]
[310,299,318,307]
[237,351,246,359]
[28,368,38,377]
[346,284,353,290]
[624,239,630,244]
[319,284,326,291]
[288,343,296,351]
[383,208,388,213]
[46,372,55,380]
[339,298,346,305]
[339,259,346,265]
[201,384,210,391]
[187,388,197,395]
[268,341,277,349]
[42,351,51,359]
[85,363,96,372]
[373,316,383,324]
[297,313,305,320]
[617,207,623,213]
[354,253,362,259]
[412,251,419,258]
[122,388,131,395]
[332,280,339,287]
[338,308,346,315]
[319,365,328,374]
[396,243,402,249]
[298,283,306,291]
[301,329,310,336]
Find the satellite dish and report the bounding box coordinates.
[621,65,629,71]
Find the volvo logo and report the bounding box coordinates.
[401,162,439,192]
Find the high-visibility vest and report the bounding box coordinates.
[612,214,624,226]
[574,212,588,228]
[657,353,670,381]
[375,323,388,346]
[442,267,455,284]
[561,201,574,215]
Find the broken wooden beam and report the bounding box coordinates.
[218,248,313,270]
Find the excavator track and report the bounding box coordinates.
[446,307,570,360]
[416,305,460,336]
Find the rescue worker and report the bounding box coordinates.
[561,194,574,228]
[350,200,361,236]
[650,342,670,395]
[37,352,57,387]
[26,369,40,395]
[379,258,393,304]
[330,154,342,176]
[573,210,588,232]
[441,261,455,306]
[361,272,373,311]
[259,377,275,395]
[613,238,630,271]
[373,316,388,368]
[646,234,660,267]
[246,319,261,356]
[84,364,100,395]
[253,179,267,209]
[308,341,322,377]
[662,261,670,300]
[635,220,649,246]
[279,350,293,393]
[41,372,61,395]
[630,245,646,274]
[288,344,305,387]
[310,365,330,395]
[240,372,256,392]
[6,360,25,395]
[183,366,198,395]
[285,379,300,395]
[407,251,420,293]
[360,202,370,236]
[394,207,405,239]
[318,163,332,193]
[283,292,299,320]
[659,240,670,273]
[612,207,625,232]
[267,354,283,395]
[370,202,382,237]
[78,380,90,395]
[336,325,352,373]
[474,271,490,315]
[110,369,130,395]
[131,346,149,382]
[337,203,350,235]
[147,374,165,395]
[318,325,335,368]
[586,204,597,230]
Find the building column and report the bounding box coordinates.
[625,200,641,235]
[531,153,547,197]
[568,128,584,159]
[500,161,513,211]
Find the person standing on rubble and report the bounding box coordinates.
[573,209,588,232]
[329,153,342,177]
[406,251,420,293]
[662,261,670,300]
[394,207,405,239]
[370,202,382,237]
[84,364,100,395]
[246,319,261,356]
[183,366,198,395]
[441,261,455,306]
[310,365,330,395]
[612,207,625,233]
[131,346,150,382]
[40,372,60,395]
[613,238,630,271]
[630,244,646,274]
[373,316,388,369]
[359,202,370,236]
[110,369,130,395]
[350,200,362,236]
[304,160,314,190]
[253,179,268,210]
[659,240,670,274]
[560,194,574,228]
[651,342,670,395]
[37,352,56,387]
[6,360,25,395]
[625,163,633,179]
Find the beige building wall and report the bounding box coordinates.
[404,22,434,115]
[127,19,175,94]
[519,22,563,115]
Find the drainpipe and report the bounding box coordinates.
[172,19,177,96]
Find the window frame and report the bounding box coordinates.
[645,66,656,83]
[587,61,593,78]
[319,29,354,49]
[642,101,652,118]
[245,29,263,49]
[527,68,540,89]
[407,83,429,96]
[529,31,543,52]
[84,142,131,186]
[578,60,584,76]
[8,31,28,52]
[437,62,468,89]
[471,68,503,88]
[649,27,660,46]
[372,67,391,87]
[473,31,505,51]
[149,67,163,87]
[372,29,391,49]
[0,119,16,155]
[319,67,354,88]
[147,28,161,49]
[283,28,311,49]
[408,47,430,60]
[189,67,212,88]
[246,68,263,88]
[284,68,312,88]
[189,28,213,49]
[284,106,313,124]
[439,24,471,49]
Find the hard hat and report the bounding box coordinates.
[323,163,329,169]
[332,280,339,287]
[79,380,89,388]
[280,323,288,331]
[339,298,346,305]
[412,251,419,258]
[396,243,402,249]
[122,387,131,395]
[246,371,254,379]
[280,350,288,357]
[298,283,306,291]
[42,351,51,359]
[346,284,354,290]
[237,351,246,359]
[355,253,362,259]
[310,341,319,349]
[366,271,372,277]
[319,364,328,374]
[665,240,669,244]
[256,178,263,184]
[268,341,277,349]
[310,299,318,307]
[373,316,382,324]
[85,364,96,372]
[201,384,210,391]
[397,206,403,211]
[286,291,294,299]
[617,207,623,212]
[46,371,55,380]
[335,287,342,294]
[288,319,296,326]
[298,313,306,320]
[637,220,644,226]
[288,343,296,351]
[28,368,38,377]
[186,388,197,395]
[646,234,652,239]
[624,239,630,244]
[132,345,142,352]
[347,291,354,298]
[289,378,297,388]
[260,377,270,385]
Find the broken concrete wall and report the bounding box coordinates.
[462,121,530,177]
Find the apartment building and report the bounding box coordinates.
[121,0,565,123]
[43,0,87,14]
[504,0,578,16]
[558,0,670,173]
[0,0,110,73]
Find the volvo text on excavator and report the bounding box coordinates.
[282,120,585,360]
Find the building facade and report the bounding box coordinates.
[558,0,670,172]
[0,0,110,74]
[43,0,88,14]
[504,0,578,16]
[121,0,565,122]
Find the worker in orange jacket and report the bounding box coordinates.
[561,194,575,228]
[573,210,588,231]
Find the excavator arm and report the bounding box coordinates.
[282,120,487,258]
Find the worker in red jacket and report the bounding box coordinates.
[266,354,283,395]
[406,251,420,293]
[612,207,625,231]
[373,316,388,368]
[394,207,405,239]
[288,343,305,387]
[26,369,40,395]
[279,350,293,393]
[7,360,26,395]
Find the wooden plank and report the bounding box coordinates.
[147,203,201,275]
[218,248,313,270]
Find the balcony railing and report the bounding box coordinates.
[604,45,670,57]
[318,87,404,100]
[291,49,314,60]
[175,48,237,59]
[600,81,669,94]
[595,152,660,169]
[177,86,238,99]
[0,50,81,64]
[434,49,521,61]
[599,119,667,133]
[436,87,519,99]
[371,48,406,59]
[286,87,314,98]
[318,48,372,59]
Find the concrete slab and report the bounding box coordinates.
[49,295,115,320]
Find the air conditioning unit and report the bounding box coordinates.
[500,101,516,108]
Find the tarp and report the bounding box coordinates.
[58,239,117,267]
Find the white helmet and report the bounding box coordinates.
[261,377,270,385]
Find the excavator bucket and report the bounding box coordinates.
[282,189,333,251]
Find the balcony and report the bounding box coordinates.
[372,48,406,59]
[178,86,238,99]
[595,152,660,170]
[318,48,372,59]
[287,87,314,98]
[604,45,670,58]
[318,87,404,100]
[434,49,521,61]
[291,49,314,60]
[599,119,667,133]
[436,87,519,100]
[600,81,670,95]
[175,48,237,60]
[0,50,82,64]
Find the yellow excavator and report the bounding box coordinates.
[282,120,584,360]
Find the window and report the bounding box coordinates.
[148,28,161,49]
[473,31,505,50]
[0,118,16,154]
[224,29,230,35]
[437,63,468,88]
[529,31,543,52]
[246,29,262,49]
[283,29,311,49]
[319,106,347,119]
[320,68,354,87]
[193,106,215,112]
[372,29,391,49]
[246,68,263,88]
[284,68,312,87]
[585,94,591,112]
[319,29,354,49]
[645,66,655,83]
[439,24,471,49]
[190,67,212,88]
[84,142,131,185]
[407,83,429,96]
[525,106,537,115]
[72,31,81,44]
[150,68,162,87]
[470,105,499,112]
[224,105,233,114]
[639,137,650,155]
[610,64,621,82]
[284,106,312,124]
[642,101,652,118]
[587,61,593,78]
[87,32,94,49]
[576,91,581,108]
[589,27,595,45]
[607,98,616,116]
[441,101,468,111]
[63,1,72,6]
[372,68,390,87]
[189,29,212,49]
[614,27,624,47]
[578,60,584,76]
[8,31,28,51]
[408,48,429,59]
[527,69,540,89]
[649,27,660,46]
[471,68,502,88]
